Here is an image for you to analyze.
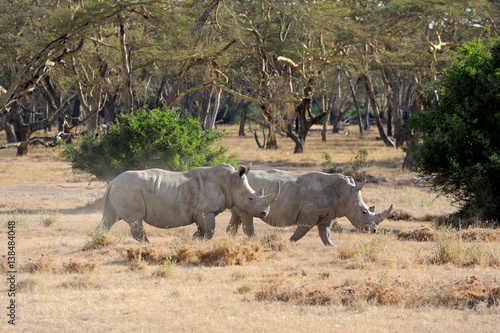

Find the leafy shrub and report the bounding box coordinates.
[63,108,235,181]
[408,38,500,224]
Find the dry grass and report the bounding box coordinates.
[398,227,436,241]
[255,274,500,309]
[126,238,263,267]
[1,125,500,332]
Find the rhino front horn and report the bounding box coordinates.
[266,182,280,204]
[376,204,393,224]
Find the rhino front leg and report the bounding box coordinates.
[226,209,242,236]
[317,222,335,246]
[194,213,216,239]
[241,213,256,237]
[130,220,149,243]
[290,224,314,243]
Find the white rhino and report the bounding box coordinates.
[227,169,393,246]
[101,164,280,243]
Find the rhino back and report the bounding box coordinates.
[110,167,230,228]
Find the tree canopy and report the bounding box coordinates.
[408,37,500,224]
[0,0,499,154]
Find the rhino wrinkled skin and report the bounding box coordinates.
[101,163,280,243]
[227,169,393,246]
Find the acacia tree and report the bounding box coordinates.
[0,1,231,154]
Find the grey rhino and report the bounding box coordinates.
[101,163,280,243]
[227,169,393,246]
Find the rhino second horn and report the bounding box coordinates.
[376,204,393,224]
[351,181,365,193]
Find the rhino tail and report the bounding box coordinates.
[102,183,117,230]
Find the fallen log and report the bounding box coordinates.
[0,132,74,150]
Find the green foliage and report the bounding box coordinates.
[322,151,343,174]
[408,38,500,224]
[322,149,369,182]
[63,108,235,181]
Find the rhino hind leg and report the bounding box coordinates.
[193,213,216,239]
[317,222,335,246]
[102,210,117,231]
[130,220,149,243]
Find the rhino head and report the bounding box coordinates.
[232,165,280,219]
[344,180,393,232]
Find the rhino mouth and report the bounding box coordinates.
[364,225,378,233]
[258,211,269,219]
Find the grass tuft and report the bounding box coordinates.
[258,232,292,251]
[397,227,435,241]
[82,225,121,250]
[63,260,96,274]
[39,211,58,227]
[17,278,41,293]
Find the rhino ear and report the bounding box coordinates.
[369,206,376,213]
[238,165,248,177]
[351,181,365,193]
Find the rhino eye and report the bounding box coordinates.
[248,197,254,201]
[362,209,368,214]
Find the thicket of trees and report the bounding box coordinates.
[0,0,498,155]
[408,38,500,224]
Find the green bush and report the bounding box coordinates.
[408,38,500,224]
[63,108,235,181]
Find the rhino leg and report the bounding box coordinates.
[130,220,149,243]
[290,224,314,243]
[241,214,255,237]
[193,213,216,239]
[226,209,242,236]
[317,222,335,246]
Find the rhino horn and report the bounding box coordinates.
[256,188,264,196]
[266,182,280,204]
[351,181,365,193]
[376,204,393,224]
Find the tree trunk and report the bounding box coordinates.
[363,92,370,130]
[71,98,80,126]
[7,102,30,155]
[362,74,395,147]
[331,75,358,133]
[106,94,117,124]
[155,75,168,108]
[331,72,342,133]
[387,95,393,137]
[120,24,134,114]
[238,106,248,136]
[351,84,363,135]
[203,86,222,130]
[321,93,329,142]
